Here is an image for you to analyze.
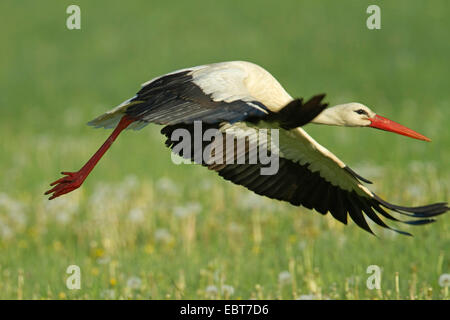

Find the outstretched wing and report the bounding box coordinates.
[161,122,448,235]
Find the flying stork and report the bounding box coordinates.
[45,61,448,235]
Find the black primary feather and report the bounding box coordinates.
[261,94,328,129]
[160,123,448,235]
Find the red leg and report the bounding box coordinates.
[45,115,135,200]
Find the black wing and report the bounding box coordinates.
[161,122,448,235]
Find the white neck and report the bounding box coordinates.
[311,105,347,126]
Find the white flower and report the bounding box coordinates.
[100,289,116,299]
[297,294,317,300]
[278,271,292,285]
[122,175,138,190]
[126,276,142,290]
[8,208,27,225]
[221,284,235,296]
[96,256,111,265]
[0,225,14,240]
[128,208,145,222]
[199,180,212,190]
[408,161,427,173]
[55,211,72,224]
[157,177,179,194]
[228,222,244,234]
[240,193,265,210]
[205,285,218,296]
[0,193,27,226]
[0,194,28,239]
[406,184,424,198]
[89,184,111,207]
[438,274,450,287]
[297,240,307,251]
[240,192,277,212]
[154,228,173,243]
[173,202,202,218]
[44,196,78,225]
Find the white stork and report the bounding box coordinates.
[45,61,448,235]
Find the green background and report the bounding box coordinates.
[0,1,448,299]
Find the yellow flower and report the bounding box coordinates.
[53,241,63,251]
[27,227,39,238]
[58,292,67,299]
[252,246,260,254]
[94,248,105,258]
[110,278,117,286]
[18,240,28,249]
[288,235,297,244]
[145,244,154,254]
[91,267,100,276]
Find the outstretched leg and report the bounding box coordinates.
[45,115,135,200]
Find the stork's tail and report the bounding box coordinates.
[87,98,149,130]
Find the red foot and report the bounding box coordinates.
[45,171,85,200]
[45,116,135,201]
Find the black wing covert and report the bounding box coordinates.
[125,71,270,125]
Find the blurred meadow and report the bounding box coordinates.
[0,0,449,299]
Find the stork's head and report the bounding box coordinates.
[333,103,375,127]
[321,103,431,141]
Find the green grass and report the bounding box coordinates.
[0,0,448,299]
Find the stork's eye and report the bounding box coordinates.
[355,109,368,116]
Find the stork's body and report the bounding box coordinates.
[46,61,448,235]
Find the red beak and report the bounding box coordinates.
[369,115,431,142]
